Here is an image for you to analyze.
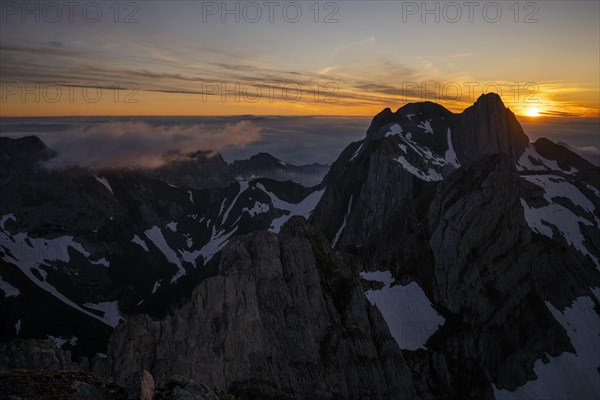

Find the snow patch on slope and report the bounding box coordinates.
[47,335,78,348]
[332,195,353,248]
[517,144,577,175]
[179,225,238,266]
[144,226,186,283]
[444,128,460,167]
[95,176,114,194]
[0,215,121,327]
[83,301,124,328]
[361,270,445,350]
[585,184,600,198]
[396,155,443,182]
[520,174,599,268]
[222,181,250,224]
[495,296,600,399]
[0,213,16,230]
[0,276,20,297]
[131,234,149,252]
[257,183,325,233]
[418,120,433,134]
[385,124,403,137]
[394,136,449,182]
[242,202,270,216]
[90,257,110,268]
[350,142,364,161]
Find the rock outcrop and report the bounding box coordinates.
[0,367,221,400]
[0,369,124,400]
[454,93,529,166]
[125,370,155,400]
[0,339,80,371]
[107,217,418,400]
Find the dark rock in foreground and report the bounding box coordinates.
[107,217,417,400]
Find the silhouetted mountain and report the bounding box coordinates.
[230,152,329,187]
[309,93,600,399]
[0,135,55,176]
[154,149,234,188]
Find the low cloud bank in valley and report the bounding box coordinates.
[44,120,262,168]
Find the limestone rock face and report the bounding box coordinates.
[0,339,79,371]
[126,370,155,400]
[454,93,529,166]
[107,217,417,400]
[427,154,531,319]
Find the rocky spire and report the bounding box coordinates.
[454,93,529,166]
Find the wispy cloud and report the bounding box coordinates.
[1,37,597,117]
[333,36,376,53]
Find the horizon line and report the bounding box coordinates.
[1,114,598,120]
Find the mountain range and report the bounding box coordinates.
[1,93,598,400]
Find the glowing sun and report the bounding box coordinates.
[525,107,542,117]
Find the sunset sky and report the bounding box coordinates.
[1,0,599,117]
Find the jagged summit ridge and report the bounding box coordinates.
[311,93,597,252]
[364,93,529,167]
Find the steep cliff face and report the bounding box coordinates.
[309,94,600,399]
[454,93,529,166]
[310,93,531,250]
[106,217,417,400]
[427,154,532,319]
[421,154,599,397]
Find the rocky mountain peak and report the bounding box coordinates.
[362,93,530,168]
[0,135,47,153]
[473,91,503,105]
[455,92,529,166]
[396,100,453,117]
[365,107,395,138]
[0,136,56,175]
[247,152,281,163]
[532,137,595,172]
